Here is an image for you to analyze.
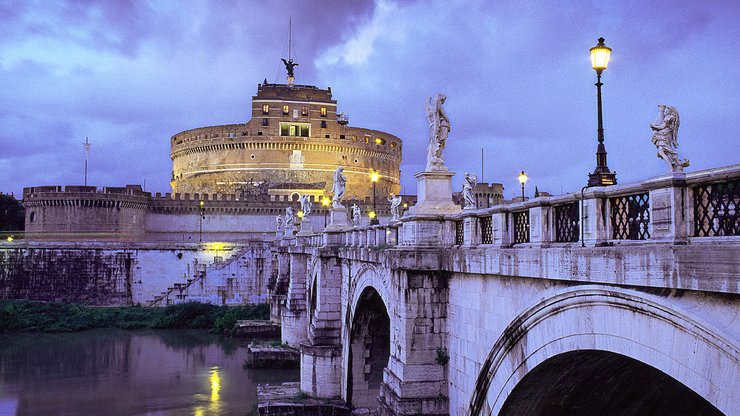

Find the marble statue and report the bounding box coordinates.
[281,58,299,77]
[425,93,450,171]
[462,172,477,209]
[332,166,347,208]
[352,204,361,226]
[285,207,294,229]
[388,194,402,221]
[299,195,312,217]
[651,105,689,173]
[276,215,283,232]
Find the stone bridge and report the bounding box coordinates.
[271,165,740,416]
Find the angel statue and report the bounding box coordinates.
[388,195,402,221]
[425,93,451,171]
[275,215,283,233]
[650,105,689,173]
[299,195,312,217]
[285,207,294,229]
[462,173,477,209]
[352,204,361,226]
[332,166,347,208]
[281,58,299,78]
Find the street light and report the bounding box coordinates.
[518,171,528,200]
[587,37,617,187]
[370,170,380,225]
[199,200,205,242]
[321,196,330,227]
[368,211,377,222]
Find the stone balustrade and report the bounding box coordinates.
[287,164,740,250]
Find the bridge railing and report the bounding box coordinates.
[444,164,740,248]
[288,164,739,249]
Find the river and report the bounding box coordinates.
[0,329,298,415]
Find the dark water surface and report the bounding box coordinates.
[0,329,298,416]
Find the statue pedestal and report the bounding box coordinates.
[409,171,461,215]
[297,217,314,235]
[325,207,350,231]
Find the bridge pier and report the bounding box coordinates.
[281,249,309,346]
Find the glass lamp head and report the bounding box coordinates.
[370,171,380,183]
[322,197,330,207]
[368,211,377,219]
[590,37,611,74]
[518,171,528,185]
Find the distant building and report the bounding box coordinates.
[453,182,504,209]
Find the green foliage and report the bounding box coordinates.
[294,390,310,401]
[0,194,25,232]
[0,300,270,334]
[435,347,450,366]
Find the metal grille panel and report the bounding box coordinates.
[455,220,464,245]
[513,211,530,244]
[555,202,580,242]
[693,178,740,237]
[480,216,493,244]
[610,193,650,240]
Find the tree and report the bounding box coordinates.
[0,194,25,232]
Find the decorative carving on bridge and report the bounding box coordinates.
[299,195,312,217]
[425,93,450,171]
[651,105,689,173]
[352,203,361,226]
[285,207,294,230]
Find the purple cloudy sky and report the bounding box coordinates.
[1,0,739,199]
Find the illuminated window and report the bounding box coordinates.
[320,107,327,117]
[375,137,386,145]
[301,106,309,116]
[280,122,310,137]
[282,105,289,115]
[262,104,269,114]
[364,136,369,143]
[390,141,396,148]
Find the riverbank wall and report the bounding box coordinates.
[0,241,275,306]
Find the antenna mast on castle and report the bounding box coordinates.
[83,137,91,186]
[281,16,299,87]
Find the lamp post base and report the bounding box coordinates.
[588,170,617,187]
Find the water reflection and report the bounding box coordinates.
[0,329,298,416]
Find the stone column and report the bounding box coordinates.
[282,249,309,347]
[300,254,344,398]
[528,202,553,247]
[461,216,479,247]
[378,270,449,415]
[644,175,689,243]
[581,189,609,247]
[491,209,512,248]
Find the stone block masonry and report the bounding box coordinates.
[0,241,274,307]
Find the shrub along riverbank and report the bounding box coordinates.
[0,300,269,334]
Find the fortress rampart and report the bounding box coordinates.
[22,185,417,241]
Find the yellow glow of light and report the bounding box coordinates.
[210,368,221,403]
[205,242,227,251]
[370,171,380,183]
[518,171,528,185]
[6,236,13,242]
[322,197,330,207]
[403,203,408,208]
[297,210,304,219]
[386,230,391,235]
[590,37,611,71]
[199,200,204,207]
[369,211,377,219]
[194,407,204,416]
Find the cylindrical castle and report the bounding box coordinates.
[170,82,402,201]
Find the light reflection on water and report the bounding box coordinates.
[0,329,298,416]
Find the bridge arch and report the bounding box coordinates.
[344,265,393,410]
[468,286,738,416]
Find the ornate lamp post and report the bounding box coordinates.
[587,37,617,187]
[199,200,205,242]
[518,171,528,200]
[370,171,380,225]
[321,196,330,227]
